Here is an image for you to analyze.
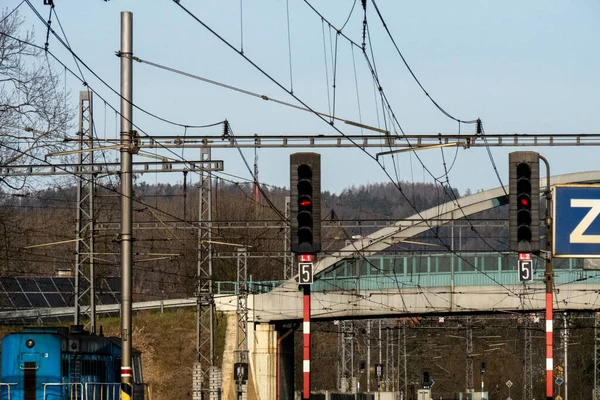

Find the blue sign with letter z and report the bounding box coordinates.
[554,184,600,258]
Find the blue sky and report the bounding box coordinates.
[7,0,600,195]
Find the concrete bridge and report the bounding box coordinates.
[234,170,600,399]
[248,170,600,323]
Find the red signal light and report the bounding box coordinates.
[520,198,529,207]
[299,254,313,262]
[299,199,312,207]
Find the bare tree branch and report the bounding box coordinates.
[0,8,74,188]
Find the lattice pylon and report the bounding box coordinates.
[283,196,294,280]
[386,327,397,391]
[466,316,474,392]
[236,248,249,361]
[74,90,96,333]
[194,147,216,400]
[523,315,533,400]
[340,321,354,392]
[398,321,407,398]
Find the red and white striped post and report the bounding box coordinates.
[541,156,553,400]
[299,253,313,400]
[303,284,311,400]
[546,291,553,400]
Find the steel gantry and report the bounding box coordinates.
[125,132,600,150]
[74,90,96,332]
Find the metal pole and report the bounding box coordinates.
[563,313,568,400]
[367,320,371,392]
[403,323,408,398]
[481,361,486,400]
[119,11,134,400]
[450,211,455,310]
[337,322,342,391]
[378,320,382,391]
[595,313,600,400]
[539,155,553,400]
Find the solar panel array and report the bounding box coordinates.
[0,277,121,312]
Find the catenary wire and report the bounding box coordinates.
[169,1,525,298]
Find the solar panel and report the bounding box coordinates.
[37,278,57,292]
[45,293,68,308]
[27,293,48,308]
[0,292,12,309]
[1,278,20,292]
[99,294,115,305]
[18,278,39,292]
[53,278,74,291]
[62,293,75,306]
[11,293,30,308]
[0,277,121,315]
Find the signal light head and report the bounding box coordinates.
[291,153,321,254]
[509,152,540,254]
[299,199,312,208]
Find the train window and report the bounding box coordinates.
[98,359,107,382]
[61,356,69,378]
[113,358,121,383]
[82,359,91,375]
[132,356,143,384]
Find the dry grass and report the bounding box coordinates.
[99,309,199,400]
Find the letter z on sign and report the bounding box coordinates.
[570,199,600,244]
[553,185,600,258]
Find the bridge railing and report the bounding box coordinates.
[215,280,283,294]
[314,252,592,291]
[215,252,594,294]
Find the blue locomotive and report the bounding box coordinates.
[0,325,146,400]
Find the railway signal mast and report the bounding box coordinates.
[509,151,554,400]
[290,152,321,400]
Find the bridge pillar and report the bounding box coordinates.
[250,323,278,400]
